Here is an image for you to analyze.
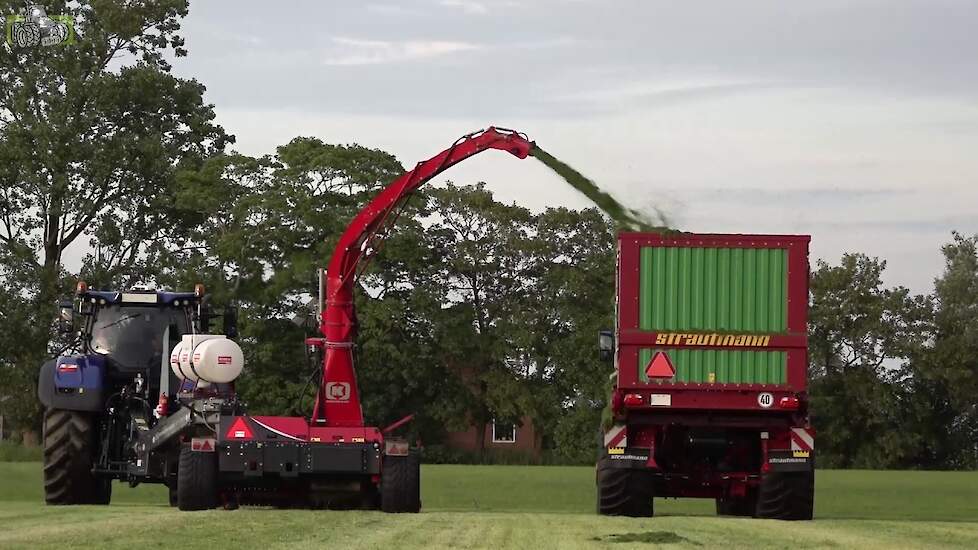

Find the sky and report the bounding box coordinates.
[166,0,977,294]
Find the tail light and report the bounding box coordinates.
[779,396,800,410]
[623,393,644,407]
[75,280,88,294]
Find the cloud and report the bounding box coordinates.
[555,79,789,109]
[323,36,483,66]
[438,0,489,15]
[365,4,423,16]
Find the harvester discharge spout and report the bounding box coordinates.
[311,127,535,426]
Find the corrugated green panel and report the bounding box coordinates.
[640,247,653,330]
[653,247,666,329]
[638,246,789,333]
[639,348,787,384]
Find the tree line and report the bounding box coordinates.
[1,1,975,468]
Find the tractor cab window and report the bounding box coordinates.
[89,305,190,371]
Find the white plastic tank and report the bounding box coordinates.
[170,334,244,385]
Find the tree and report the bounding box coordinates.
[807,254,932,468]
[0,0,229,436]
[155,138,410,422]
[420,183,539,450]
[911,232,978,468]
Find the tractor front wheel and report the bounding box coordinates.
[380,454,421,513]
[177,447,218,511]
[43,409,111,505]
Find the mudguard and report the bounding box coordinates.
[37,355,105,412]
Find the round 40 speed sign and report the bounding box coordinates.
[757,392,774,408]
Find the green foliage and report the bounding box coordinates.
[807,253,933,468]
[550,402,603,464]
[0,0,228,434]
[808,241,978,470]
[0,442,42,462]
[530,147,667,232]
[420,445,545,465]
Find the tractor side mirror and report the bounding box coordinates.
[57,300,75,334]
[223,305,239,339]
[598,330,614,361]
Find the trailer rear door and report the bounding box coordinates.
[616,233,810,393]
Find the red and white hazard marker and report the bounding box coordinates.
[790,427,815,452]
[645,352,676,379]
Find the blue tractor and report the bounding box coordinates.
[38,282,239,507]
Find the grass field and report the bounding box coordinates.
[1,463,977,549]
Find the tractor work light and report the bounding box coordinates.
[195,283,205,297]
[76,280,88,294]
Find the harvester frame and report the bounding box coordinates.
[40,127,536,512]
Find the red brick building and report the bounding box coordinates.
[444,416,542,459]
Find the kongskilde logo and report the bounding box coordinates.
[325,382,351,402]
[5,3,74,48]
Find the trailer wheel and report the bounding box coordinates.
[596,457,653,517]
[716,490,756,517]
[43,409,111,505]
[755,470,814,520]
[177,447,218,511]
[380,454,420,513]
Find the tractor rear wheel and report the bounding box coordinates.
[755,470,814,520]
[380,454,421,513]
[43,409,111,505]
[177,447,218,511]
[596,456,653,517]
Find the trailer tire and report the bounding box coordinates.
[716,490,756,517]
[380,454,420,513]
[43,409,110,505]
[177,447,218,511]
[596,457,653,517]
[755,470,814,520]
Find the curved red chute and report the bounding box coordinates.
[312,127,535,425]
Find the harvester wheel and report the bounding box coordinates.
[43,409,111,505]
[596,456,653,517]
[177,446,218,511]
[380,454,420,513]
[755,470,814,520]
[715,490,757,517]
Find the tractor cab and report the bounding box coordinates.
[42,282,215,414]
[71,287,200,373]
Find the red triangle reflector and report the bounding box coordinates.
[645,352,676,379]
[201,439,213,452]
[225,417,254,440]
